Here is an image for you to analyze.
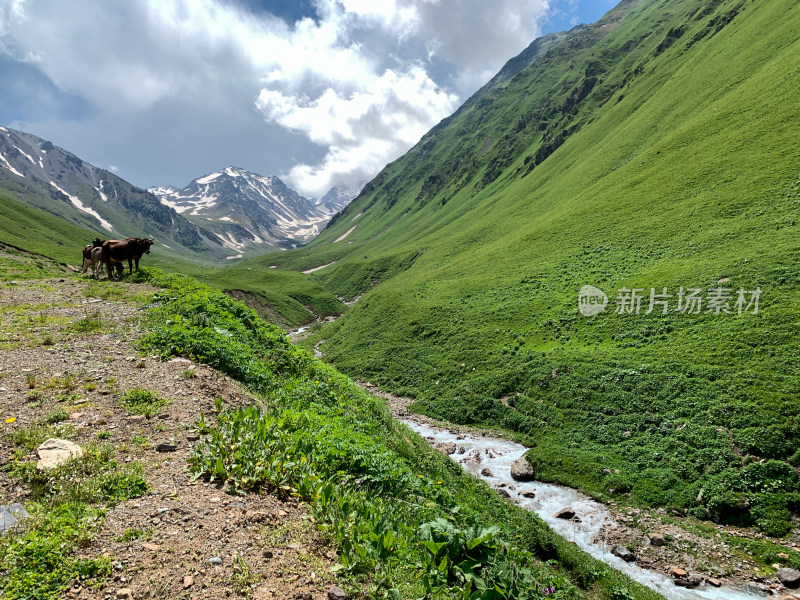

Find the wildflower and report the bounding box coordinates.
[541,587,555,596]
[5,417,15,424]
[355,479,362,485]
[437,481,442,485]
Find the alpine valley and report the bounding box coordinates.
[0,126,359,264]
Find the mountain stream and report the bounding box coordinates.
[401,419,763,600]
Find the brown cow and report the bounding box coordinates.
[102,238,154,279]
[80,238,105,273]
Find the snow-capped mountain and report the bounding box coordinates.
[0,126,226,256]
[149,167,358,253]
[317,182,364,215]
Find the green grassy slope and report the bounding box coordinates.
[0,190,101,265]
[129,269,661,600]
[231,0,800,534]
[199,265,346,329]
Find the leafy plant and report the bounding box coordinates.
[120,388,170,417]
[44,409,69,424]
[116,528,151,543]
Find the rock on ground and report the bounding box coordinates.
[328,585,347,600]
[0,503,30,534]
[36,438,83,469]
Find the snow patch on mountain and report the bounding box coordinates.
[50,181,114,231]
[96,180,108,202]
[196,172,222,184]
[149,166,358,251]
[0,153,24,177]
[14,145,37,166]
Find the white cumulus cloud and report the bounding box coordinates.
[0,0,551,197]
[257,65,458,195]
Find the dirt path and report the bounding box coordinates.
[0,278,339,600]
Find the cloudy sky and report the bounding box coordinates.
[0,0,613,197]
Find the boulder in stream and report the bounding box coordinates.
[674,574,704,588]
[435,442,457,455]
[612,545,636,562]
[553,507,576,519]
[510,455,536,481]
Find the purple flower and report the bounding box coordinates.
[541,587,555,596]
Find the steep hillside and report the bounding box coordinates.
[149,168,355,253]
[0,127,227,259]
[237,0,800,536]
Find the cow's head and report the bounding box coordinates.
[91,237,104,247]
[139,238,155,254]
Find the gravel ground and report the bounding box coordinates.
[0,278,340,600]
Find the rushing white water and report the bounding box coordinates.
[403,420,763,600]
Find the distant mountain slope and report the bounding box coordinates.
[317,182,364,215]
[0,127,226,257]
[236,0,800,536]
[149,168,361,253]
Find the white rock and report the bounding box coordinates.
[36,438,83,469]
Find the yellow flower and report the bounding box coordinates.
[5,417,16,423]
[437,481,442,485]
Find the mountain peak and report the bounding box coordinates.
[148,167,356,253]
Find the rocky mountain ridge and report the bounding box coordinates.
[0,126,226,257]
[149,168,361,254]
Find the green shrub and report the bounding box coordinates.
[0,504,110,599]
[120,388,170,417]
